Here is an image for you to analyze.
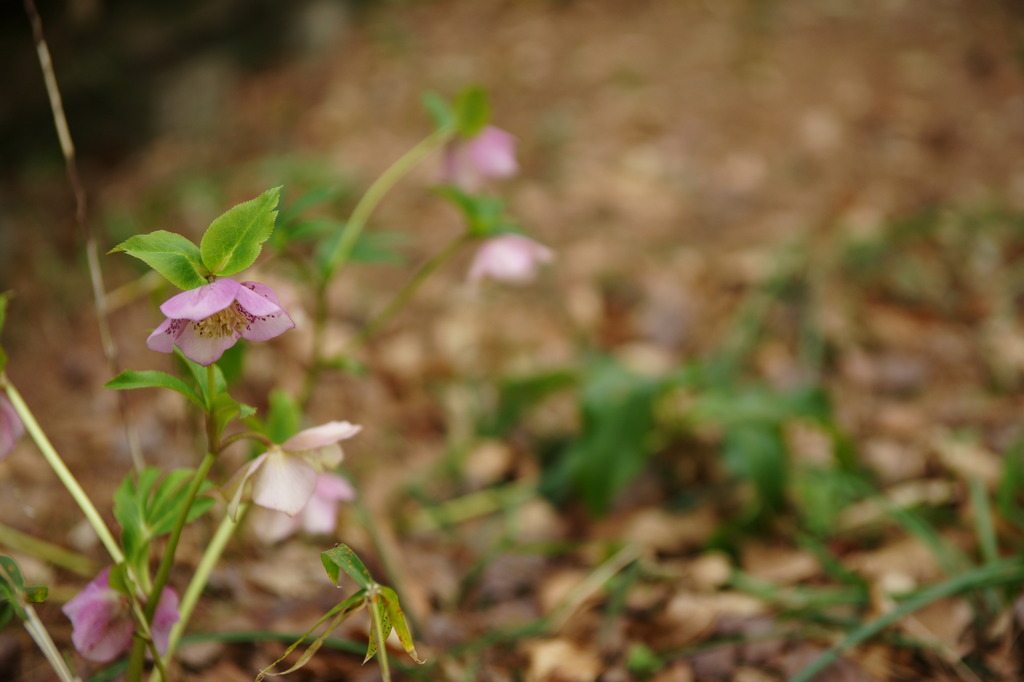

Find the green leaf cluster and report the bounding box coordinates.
[113,468,215,577]
[542,357,669,515]
[111,187,281,289]
[691,381,850,530]
[422,85,491,136]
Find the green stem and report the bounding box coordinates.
[346,471,424,639]
[219,430,274,451]
[126,452,217,681]
[300,279,330,410]
[2,378,123,564]
[150,505,246,681]
[323,127,453,281]
[351,233,474,348]
[302,126,453,409]
[130,365,222,680]
[23,603,80,682]
[370,589,392,682]
[25,0,144,473]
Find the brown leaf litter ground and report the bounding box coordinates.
[4,1,1024,680]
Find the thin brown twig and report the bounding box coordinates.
[24,0,144,472]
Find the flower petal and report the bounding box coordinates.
[146,318,184,354]
[300,490,340,536]
[174,322,240,366]
[151,586,180,655]
[62,568,134,663]
[299,473,355,536]
[467,126,518,179]
[0,396,23,460]
[250,507,303,544]
[314,472,356,502]
[223,453,268,521]
[238,310,295,343]
[235,282,286,317]
[468,234,553,284]
[282,421,362,451]
[251,451,318,516]
[159,279,240,321]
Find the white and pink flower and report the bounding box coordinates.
[442,126,518,191]
[468,234,554,284]
[250,472,356,543]
[225,421,361,520]
[62,567,179,663]
[147,278,294,366]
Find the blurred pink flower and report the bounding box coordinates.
[147,278,294,366]
[62,567,179,663]
[443,126,518,191]
[0,395,24,460]
[225,421,361,520]
[468,234,554,284]
[251,472,356,543]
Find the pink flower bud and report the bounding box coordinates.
[442,126,518,191]
[468,234,554,284]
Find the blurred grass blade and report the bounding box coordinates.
[788,559,1024,682]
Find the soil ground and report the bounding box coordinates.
[5,1,1024,680]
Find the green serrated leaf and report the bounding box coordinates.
[321,544,373,590]
[422,90,455,131]
[109,230,208,290]
[380,586,425,663]
[200,187,281,276]
[454,85,490,137]
[106,370,205,410]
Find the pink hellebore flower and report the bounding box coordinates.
[225,421,361,520]
[0,395,24,460]
[251,472,356,543]
[443,125,518,191]
[468,234,554,284]
[147,278,295,366]
[62,567,179,663]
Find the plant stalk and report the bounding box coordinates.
[151,505,245,681]
[24,0,144,473]
[353,232,474,348]
[2,378,123,565]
